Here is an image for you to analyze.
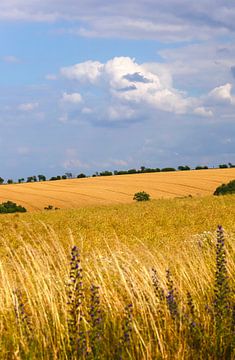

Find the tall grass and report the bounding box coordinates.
[0,197,234,359]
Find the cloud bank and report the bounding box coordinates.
[1,1,235,41]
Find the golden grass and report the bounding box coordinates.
[0,168,235,211]
[0,195,234,358]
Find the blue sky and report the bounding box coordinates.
[0,0,235,180]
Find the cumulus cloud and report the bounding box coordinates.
[61,61,103,84]
[18,102,39,111]
[208,83,235,105]
[61,56,203,118]
[62,92,82,104]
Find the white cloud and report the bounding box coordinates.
[82,107,93,114]
[2,55,20,63]
[18,102,39,111]
[1,1,234,41]
[63,158,90,169]
[62,92,82,104]
[61,61,103,83]
[61,56,200,118]
[209,83,235,105]
[194,107,213,117]
[158,42,235,93]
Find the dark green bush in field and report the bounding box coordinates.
[214,179,235,195]
[133,191,150,201]
[0,201,27,213]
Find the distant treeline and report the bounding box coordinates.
[0,163,234,185]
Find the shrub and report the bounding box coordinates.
[214,179,235,195]
[44,205,59,210]
[0,201,26,213]
[133,191,150,201]
[161,167,176,172]
[195,166,208,170]
[178,165,191,171]
[219,164,228,169]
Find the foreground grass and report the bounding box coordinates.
[0,196,234,359]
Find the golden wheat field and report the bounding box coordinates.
[0,168,235,211]
[0,190,235,358]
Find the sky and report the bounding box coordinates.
[0,0,235,180]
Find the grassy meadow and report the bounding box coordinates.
[0,193,235,359]
[0,168,235,211]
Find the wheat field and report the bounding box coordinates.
[0,195,234,359]
[0,168,235,211]
[0,169,235,358]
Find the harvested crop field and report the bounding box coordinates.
[0,168,235,211]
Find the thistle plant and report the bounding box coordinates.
[13,288,32,337]
[67,246,85,357]
[117,303,133,359]
[166,269,179,321]
[88,284,102,359]
[214,226,230,322]
[185,291,203,352]
[151,268,165,301]
[213,225,233,358]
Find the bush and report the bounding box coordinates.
[0,201,27,213]
[133,191,151,201]
[44,205,59,210]
[195,166,208,170]
[161,167,176,172]
[214,179,235,195]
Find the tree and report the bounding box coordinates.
[7,179,13,184]
[127,169,137,174]
[38,175,46,181]
[18,178,25,183]
[99,171,113,176]
[0,201,26,213]
[161,167,176,172]
[214,179,235,195]
[0,177,4,184]
[195,166,208,170]
[178,165,190,171]
[27,176,34,182]
[77,173,86,178]
[133,191,151,201]
[219,164,228,169]
[65,172,73,179]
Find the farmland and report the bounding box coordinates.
[0,168,235,211]
[0,191,235,358]
[0,169,234,359]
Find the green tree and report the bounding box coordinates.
[214,179,235,195]
[77,173,86,178]
[133,191,151,201]
[38,175,46,181]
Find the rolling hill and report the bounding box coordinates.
[0,168,235,211]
